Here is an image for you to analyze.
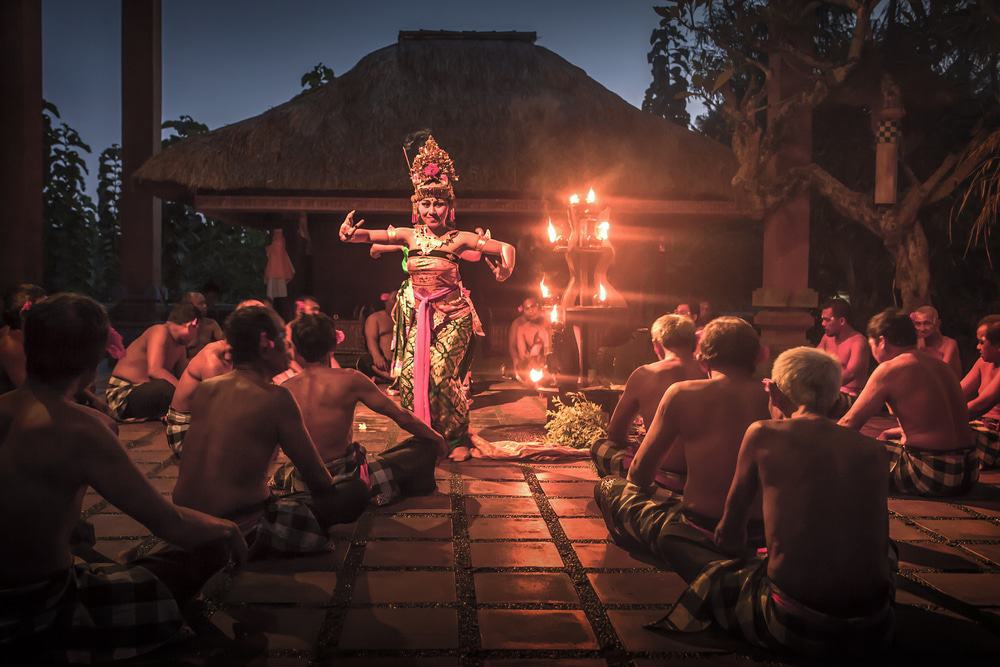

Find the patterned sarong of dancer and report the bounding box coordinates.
[339,134,515,461]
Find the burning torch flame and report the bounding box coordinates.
[597,283,607,302]
[586,188,596,205]
[529,368,544,384]
[547,219,557,244]
[596,221,610,241]
[568,193,580,205]
[549,304,559,323]
[539,277,551,299]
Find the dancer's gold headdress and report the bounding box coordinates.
[409,135,459,206]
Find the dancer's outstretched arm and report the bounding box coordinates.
[339,210,413,246]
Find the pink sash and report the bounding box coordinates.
[412,287,453,425]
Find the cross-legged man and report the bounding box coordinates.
[172,306,369,557]
[816,298,870,416]
[0,293,246,663]
[964,315,1000,468]
[508,298,550,383]
[106,303,199,421]
[592,314,706,492]
[840,308,977,497]
[595,317,771,568]
[360,292,396,383]
[183,291,224,360]
[270,313,447,505]
[658,347,895,657]
[911,305,962,377]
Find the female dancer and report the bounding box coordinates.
[339,136,515,461]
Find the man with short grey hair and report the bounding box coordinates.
[910,305,961,377]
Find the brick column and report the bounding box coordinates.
[0,0,43,289]
[119,0,162,317]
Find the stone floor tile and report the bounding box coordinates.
[370,493,453,513]
[338,608,459,649]
[435,479,453,494]
[470,541,564,568]
[548,497,601,517]
[212,606,325,651]
[535,468,599,482]
[962,543,1000,566]
[92,538,142,561]
[89,513,151,539]
[329,519,361,539]
[914,519,1000,541]
[363,540,454,567]
[961,502,1000,518]
[889,499,973,518]
[539,482,595,498]
[246,547,349,573]
[150,465,178,478]
[896,541,982,571]
[329,659,459,667]
[573,542,658,569]
[225,569,337,604]
[352,571,456,603]
[474,572,579,604]
[468,516,551,540]
[460,466,526,480]
[607,609,730,653]
[890,518,927,541]
[465,496,540,516]
[917,573,1000,606]
[979,470,1000,484]
[146,477,176,494]
[124,449,172,463]
[367,515,453,539]
[463,480,532,496]
[478,609,598,650]
[483,660,606,667]
[559,517,610,541]
[587,572,686,605]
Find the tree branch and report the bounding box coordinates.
[773,163,881,237]
[927,127,1000,204]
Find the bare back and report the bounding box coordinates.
[965,358,1000,421]
[366,311,393,361]
[111,324,185,384]
[283,367,363,463]
[755,418,891,615]
[171,340,232,412]
[635,358,706,429]
[818,331,869,395]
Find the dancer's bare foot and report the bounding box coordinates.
[449,446,472,462]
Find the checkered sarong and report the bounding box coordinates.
[104,376,139,422]
[0,563,184,664]
[591,439,686,492]
[883,441,979,497]
[270,442,400,507]
[164,408,190,457]
[655,555,895,656]
[971,419,1000,470]
[250,493,330,555]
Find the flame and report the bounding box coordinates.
[540,277,551,299]
[549,304,559,323]
[597,283,607,302]
[547,219,557,244]
[568,193,580,205]
[529,368,544,383]
[586,188,596,204]
[596,220,610,241]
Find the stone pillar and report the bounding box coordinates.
[752,48,818,366]
[118,0,162,318]
[0,0,43,289]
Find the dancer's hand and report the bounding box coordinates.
[485,256,511,282]
[340,210,365,242]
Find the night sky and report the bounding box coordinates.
[42,0,665,194]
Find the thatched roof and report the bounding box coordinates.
[136,31,737,203]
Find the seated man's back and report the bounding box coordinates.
[283,367,362,463]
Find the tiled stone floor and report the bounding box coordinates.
[78,382,1000,665]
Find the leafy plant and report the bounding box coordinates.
[543,393,608,450]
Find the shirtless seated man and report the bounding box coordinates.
[657,347,895,657]
[183,291,224,361]
[964,315,1000,468]
[172,306,368,557]
[592,314,705,492]
[105,302,198,421]
[359,291,396,383]
[839,308,977,497]
[911,305,962,377]
[274,295,342,383]
[269,313,446,505]
[508,298,550,383]
[165,299,267,457]
[595,316,771,565]
[816,298,870,416]
[0,294,245,663]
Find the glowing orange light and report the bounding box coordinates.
[540,277,551,299]
[529,368,544,383]
[568,193,580,205]
[547,219,558,244]
[549,304,559,323]
[597,283,607,302]
[596,221,610,241]
[586,188,596,204]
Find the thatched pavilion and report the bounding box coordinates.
[135,31,757,348]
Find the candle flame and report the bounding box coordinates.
[547,219,557,244]
[598,283,607,302]
[529,368,544,383]
[549,304,559,323]
[568,193,580,205]
[540,277,550,299]
[596,221,610,241]
[586,188,597,204]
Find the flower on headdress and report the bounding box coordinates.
[423,163,441,177]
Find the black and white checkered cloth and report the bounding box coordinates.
[876,119,900,144]
[251,493,331,555]
[591,438,631,478]
[970,419,1000,470]
[883,441,979,497]
[0,563,184,664]
[269,442,401,506]
[105,376,140,423]
[164,408,190,457]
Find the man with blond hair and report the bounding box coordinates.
[658,347,895,656]
[911,305,961,377]
[591,314,705,492]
